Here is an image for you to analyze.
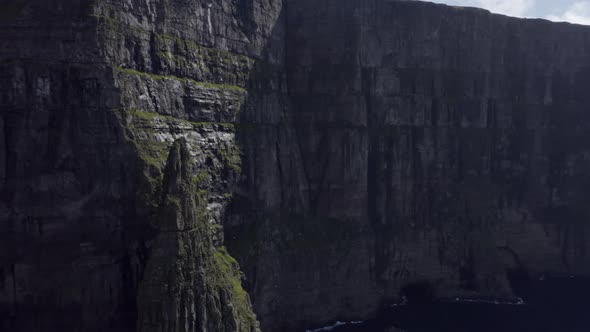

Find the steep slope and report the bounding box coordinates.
[229,0,590,330]
[0,0,282,330]
[3,0,590,331]
[138,138,257,332]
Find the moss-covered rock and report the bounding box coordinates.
[138,138,259,332]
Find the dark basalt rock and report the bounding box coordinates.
[232,0,590,330]
[1,0,590,331]
[0,0,278,330]
[138,138,258,332]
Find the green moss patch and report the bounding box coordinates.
[210,246,258,327]
[115,66,246,92]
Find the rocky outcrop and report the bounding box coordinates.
[3,0,590,331]
[138,138,257,332]
[0,0,280,330]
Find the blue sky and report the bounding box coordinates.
[427,0,590,25]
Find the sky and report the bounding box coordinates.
[427,0,590,25]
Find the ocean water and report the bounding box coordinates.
[307,276,590,332]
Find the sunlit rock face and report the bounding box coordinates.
[0,0,281,331]
[2,0,590,331]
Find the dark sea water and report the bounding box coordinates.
[306,276,590,332]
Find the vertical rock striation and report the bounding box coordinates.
[137,138,257,332]
[3,0,590,331]
[230,0,590,330]
[0,0,282,330]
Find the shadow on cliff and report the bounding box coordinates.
[225,0,590,330]
[226,2,296,330]
[227,0,378,330]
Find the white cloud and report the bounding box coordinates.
[428,0,537,17]
[475,0,536,17]
[547,2,590,25]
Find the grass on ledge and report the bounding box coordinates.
[122,108,236,130]
[115,67,247,93]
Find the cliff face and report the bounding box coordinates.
[0,0,280,330]
[230,0,590,330]
[2,0,590,331]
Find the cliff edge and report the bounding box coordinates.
[2,0,590,331]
